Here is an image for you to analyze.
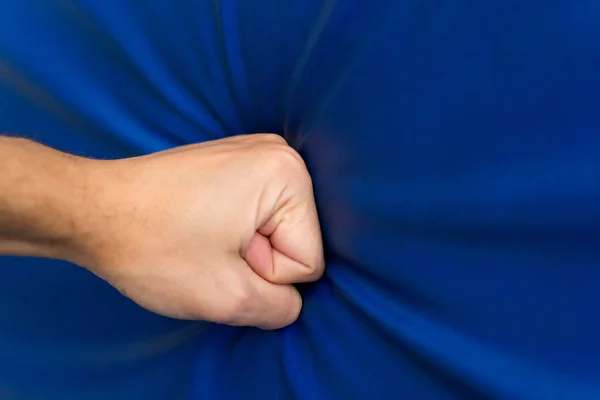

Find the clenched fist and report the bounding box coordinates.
[0,134,325,330]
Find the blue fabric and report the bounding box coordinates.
[1,1,600,399]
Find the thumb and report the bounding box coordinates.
[245,190,325,285]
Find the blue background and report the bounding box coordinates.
[1,1,600,398]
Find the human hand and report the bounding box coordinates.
[72,134,324,330]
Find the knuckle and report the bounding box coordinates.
[217,278,257,325]
[263,144,308,176]
[280,290,302,326]
[253,133,287,145]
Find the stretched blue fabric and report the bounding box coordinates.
[1,1,600,399]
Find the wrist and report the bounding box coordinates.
[56,156,126,272]
[62,157,145,275]
[54,157,110,269]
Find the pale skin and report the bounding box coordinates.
[0,134,325,330]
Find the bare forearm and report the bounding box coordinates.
[0,136,91,260]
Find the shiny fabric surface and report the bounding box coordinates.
[1,1,600,399]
